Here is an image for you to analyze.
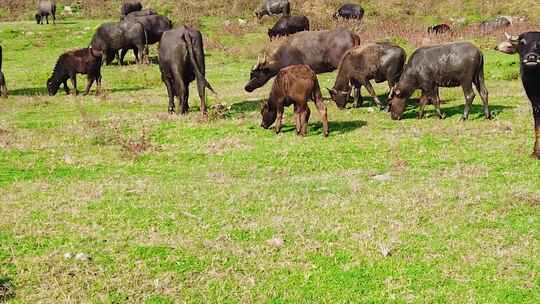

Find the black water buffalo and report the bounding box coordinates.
[0,45,7,98]
[159,27,215,115]
[480,16,511,31]
[261,65,329,137]
[255,0,291,19]
[36,0,56,25]
[47,47,103,96]
[333,4,364,21]
[121,1,142,17]
[388,42,490,121]
[120,13,172,62]
[497,32,540,158]
[121,9,157,20]
[90,21,147,65]
[428,24,451,35]
[245,28,361,92]
[268,16,309,39]
[329,43,406,109]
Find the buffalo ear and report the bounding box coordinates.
[327,88,337,97]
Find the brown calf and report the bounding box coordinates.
[261,65,329,137]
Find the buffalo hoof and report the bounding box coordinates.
[531,152,540,160]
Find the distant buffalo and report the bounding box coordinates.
[91,21,148,65]
[268,16,309,40]
[255,0,291,19]
[121,9,157,20]
[388,42,490,121]
[121,1,142,17]
[245,28,361,92]
[0,45,7,97]
[159,27,215,115]
[36,0,56,25]
[480,16,512,31]
[47,47,103,96]
[428,24,451,35]
[333,4,364,21]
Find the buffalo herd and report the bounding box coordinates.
[0,1,538,158]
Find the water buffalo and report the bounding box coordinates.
[428,24,451,35]
[36,0,56,25]
[268,16,309,40]
[261,65,328,137]
[333,4,364,21]
[497,32,540,158]
[329,43,406,109]
[480,16,511,31]
[255,0,291,19]
[120,13,172,63]
[121,1,142,17]
[121,9,157,20]
[159,27,215,115]
[245,28,361,92]
[47,47,103,96]
[388,42,490,121]
[90,21,148,65]
[0,45,7,98]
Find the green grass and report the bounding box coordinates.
[0,16,539,303]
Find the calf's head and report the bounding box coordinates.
[497,32,540,68]
[245,55,277,92]
[327,87,351,109]
[388,80,415,120]
[260,103,277,129]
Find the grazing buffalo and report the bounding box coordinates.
[388,42,490,121]
[333,4,364,21]
[120,13,173,62]
[47,47,103,96]
[497,32,540,158]
[121,1,142,17]
[121,9,157,20]
[480,16,511,31]
[255,0,291,19]
[0,45,7,98]
[268,16,310,39]
[245,28,361,92]
[90,21,148,65]
[428,24,451,35]
[36,0,56,25]
[329,43,406,109]
[159,27,215,115]
[261,65,329,137]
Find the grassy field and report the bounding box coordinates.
[0,15,539,303]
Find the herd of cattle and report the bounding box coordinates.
[0,1,538,158]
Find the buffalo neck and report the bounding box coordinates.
[333,65,351,91]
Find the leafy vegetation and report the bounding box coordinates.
[0,4,539,303]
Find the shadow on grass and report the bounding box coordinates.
[400,102,513,120]
[230,99,262,114]
[109,86,148,93]
[276,120,367,136]
[0,276,15,302]
[8,87,48,96]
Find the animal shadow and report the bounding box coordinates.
[401,101,513,120]
[230,99,263,115]
[278,120,366,136]
[8,87,48,96]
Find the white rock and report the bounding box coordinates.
[63,252,73,259]
[74,252,91,261]
[266,237,284,248]
[373,173,392,182]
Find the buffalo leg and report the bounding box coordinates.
[474,77,491,119]
[293,104,301,135]
[432,95,444,119]
[461,83,476,121]
[180,81,189,115]
[533,112,540,158]
[364,80,384,110]
[417,93,430,119]
[275,107,284,134]
[299,106,310,136]
[120,49,129,65]
[46,16,49,24]
[69,73,78,95]
[314,89,329,137]
[84,77,95,95]
[63,80,69,95]
[196,76,207,115]
[354,85,363,108]
[164,77,175,114]
[96,75,102,95]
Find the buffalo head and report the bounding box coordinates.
[47,77,60,96]
[245,55,278,92]
[497,32,540,68]
[260,102,277,129]
[327,87,351,109]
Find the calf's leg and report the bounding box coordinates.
[461,83,476,121]
[417,93,430,119]
[274,107,284,134]
[354,85,363,108]
[63,80,69,95]
[313,89,329,137]
[69,73,78,95]
[364,80,384,110]
[84,76,95,95]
